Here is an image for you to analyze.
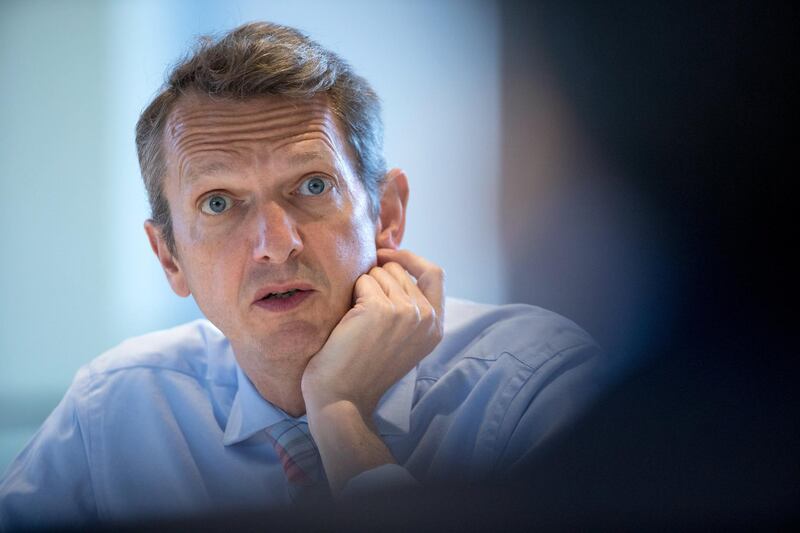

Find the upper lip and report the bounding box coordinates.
[252,282,315,303]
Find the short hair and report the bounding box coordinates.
[135,21,386,255]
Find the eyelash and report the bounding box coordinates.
[197,176,335,215]
[296,175,334,196]
[199,193,235,215]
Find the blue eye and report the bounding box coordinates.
[200,194,231,215]
[298,176,330,196]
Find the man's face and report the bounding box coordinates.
[155,93,379,376]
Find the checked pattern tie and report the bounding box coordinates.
[264,420,329,503]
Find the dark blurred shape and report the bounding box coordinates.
[501,0,796,359]
[497,0,799,527]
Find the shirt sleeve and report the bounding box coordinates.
[0,371,97,530]
[341,463,419,497]
[496,341,612,473]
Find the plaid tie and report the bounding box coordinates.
[264,420,328,503]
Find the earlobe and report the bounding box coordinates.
[144,220,191,297]
[375,168,409,250]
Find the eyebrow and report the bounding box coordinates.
[287,151,326,166]
[182,161,235,185]
[181,151,334,186]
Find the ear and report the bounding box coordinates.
[375,168,409,250]
[144,220,191,297]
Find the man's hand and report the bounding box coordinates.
[302,248,445,415]
[300,248,445,493]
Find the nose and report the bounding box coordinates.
[251,201,303,263]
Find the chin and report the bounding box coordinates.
[258,321,328,361]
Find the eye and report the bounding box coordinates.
[297,176,332,196]
[200,194,233,215]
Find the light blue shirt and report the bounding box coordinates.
[0,298,609,529]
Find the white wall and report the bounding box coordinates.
[0,0,502,472]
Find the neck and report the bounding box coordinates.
[255,378,307,418]
[233,346,309,418]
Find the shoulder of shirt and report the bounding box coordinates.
[75,319,232,385]
[418,297,602,379]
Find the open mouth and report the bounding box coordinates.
[264,289,302,300]
[254,287,313,311]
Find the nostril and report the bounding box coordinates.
[251,215,303,263]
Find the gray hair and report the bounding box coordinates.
[135,21,386,254]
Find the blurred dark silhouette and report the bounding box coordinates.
[497,0,798,527]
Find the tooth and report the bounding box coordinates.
[265,289,299,300]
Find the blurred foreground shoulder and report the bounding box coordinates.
[399,297,610,482]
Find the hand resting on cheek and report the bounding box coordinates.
[301,247,445,418]
[299,247,445,494]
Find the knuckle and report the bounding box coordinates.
[401,301,419,317]
[384,262,403,276]
[382,300,396,314]
[428,324,444,340]
[430,312,444,336]
[396,301,419,324]
[419,303,433,322]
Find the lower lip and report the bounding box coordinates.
[253,290,314,312]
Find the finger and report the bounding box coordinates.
[352,272,385,304]
[376,249,437,281]
[376,249,445,314]
[368,266,410,304]
[382,261,424,304]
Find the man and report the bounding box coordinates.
[0,22,608,529]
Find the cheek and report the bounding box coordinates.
[178,224,245,306]
[324,178,379,279]
[334,217,377,280]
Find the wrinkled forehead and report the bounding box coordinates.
[162,92,354,177]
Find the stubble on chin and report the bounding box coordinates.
[252,308,343,369]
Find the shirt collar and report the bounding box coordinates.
[223,363,416,446]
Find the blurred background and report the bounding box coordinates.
[0,0,796,523]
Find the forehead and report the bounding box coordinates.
[163,93,353,180]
